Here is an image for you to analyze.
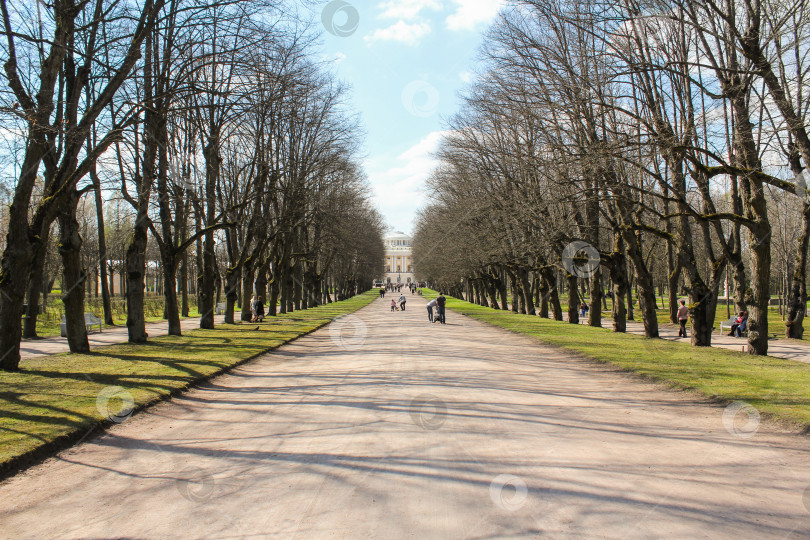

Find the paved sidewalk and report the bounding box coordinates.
[2,297,809,538]
[589,316,810,363]
[626,319,810,361]
[20,315,226,359]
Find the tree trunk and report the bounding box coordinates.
[91,167,113,325]
[293,258,303,311]
[241,264,255,322]
[126,218,149,343]
[58,194,90,353]
[627,282,634,321]
[199,137,220,330]
[519,267,535,315]
[747,224,771,355]
[566,274,579,324]
[486,276,500,309]
[224,266,239,324]
[688,285,716,347]
[588,266,602,327]
[23,231,49,339]
[730,91,771,355]
[667,251,681,324]
[258,265,271,315]
[623,231,658,337]
[508,269,520,313]
[162,255,181,336]
[180,253,190,317]
[496,268,508,310]
[540,266,563,320]
[538,272,549,318]
[268,269,279,317]
[284,261,294,313]
[786,203,810,338]
[608,236,628,333]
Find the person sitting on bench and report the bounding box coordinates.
[729,310,748,337]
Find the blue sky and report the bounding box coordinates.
[312,0,505,234]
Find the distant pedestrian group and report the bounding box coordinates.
[579,302,589,321]
[426,293,446,324]
[250,296,265,323]
[390,294,407,312]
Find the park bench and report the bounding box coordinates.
[215,302,226,315]
[719,317,748,337]
[60,313,103,337]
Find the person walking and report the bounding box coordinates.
[391,299,397,312]
[436,293,447,324]
[399,293,407,311]
[677,300,689,338]
[255,297,265,322]
[426,298,437,322]
[250,295,258,322]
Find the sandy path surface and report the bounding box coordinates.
[2,297,810,539]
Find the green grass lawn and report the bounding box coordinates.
[426,291,810,431]
[0,291,376,473]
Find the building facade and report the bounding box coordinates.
[382,232,414,285]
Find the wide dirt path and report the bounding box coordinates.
[2,297,810,539]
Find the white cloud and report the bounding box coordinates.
[364,20,432,46]
[323,52,347,64]
[368,131,449,232]
[459,71,474,83]
[398,130,446,165]
[445,0,505,31]
[377,0,442,20]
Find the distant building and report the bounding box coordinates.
[382,232,414,285]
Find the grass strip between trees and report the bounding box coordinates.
[0,291,377,475]
[425,290,810,432]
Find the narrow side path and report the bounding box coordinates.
[625,318,810,362]
[559,311,810,364]
[20,315,226,360]
[1,297,809,538]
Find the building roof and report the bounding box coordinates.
[385,231,412,241]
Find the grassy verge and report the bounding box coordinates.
[425,290,810,431]
[0,291,377,474]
